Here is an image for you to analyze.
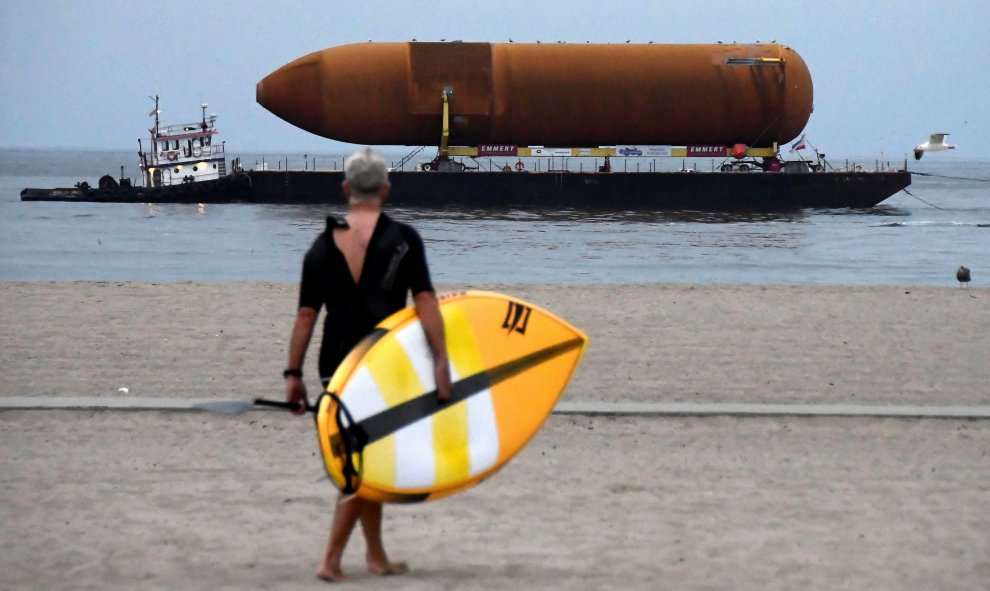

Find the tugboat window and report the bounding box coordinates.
[173,168,180,173]
[193,166,198,172]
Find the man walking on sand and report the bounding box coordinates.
[283,147,452,581]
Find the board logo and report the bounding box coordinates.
[502,301,532,335]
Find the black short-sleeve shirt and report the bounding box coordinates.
[298,213,434,380]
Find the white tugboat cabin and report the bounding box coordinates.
[138,96,226,187]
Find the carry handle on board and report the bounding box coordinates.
[326,391,367,494]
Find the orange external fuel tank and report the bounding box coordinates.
[256,42,813,147]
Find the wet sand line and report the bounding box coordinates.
[2,396,990,419]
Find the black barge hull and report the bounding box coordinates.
[21,170,911,210]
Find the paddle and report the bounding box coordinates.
[195,398,315,415]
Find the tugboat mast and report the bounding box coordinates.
[150,95,160,136]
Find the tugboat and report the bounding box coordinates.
[139,95,228,187]
[21,96,251,203]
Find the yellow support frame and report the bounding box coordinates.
[446,144,779,158]
[436,85,779,161]
[439,90,452,158]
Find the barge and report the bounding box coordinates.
[21,96,911,210]
[22,165,911,210]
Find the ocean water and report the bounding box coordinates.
[0,148,987,285]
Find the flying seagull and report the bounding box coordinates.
[957,266,971,287]
[914,133,956,160]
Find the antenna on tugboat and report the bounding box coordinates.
[201,103,208,125]
[148,95,160,133]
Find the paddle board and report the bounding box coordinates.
[314,290,588,503]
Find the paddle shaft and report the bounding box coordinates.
[253,398,315,413]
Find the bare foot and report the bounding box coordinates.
[316,566,345,583]
[367,560,409,576]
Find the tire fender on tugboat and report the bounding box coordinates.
[98,175,119,191]
[234,172,253,190]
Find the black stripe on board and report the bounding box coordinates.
[349,337,585,446]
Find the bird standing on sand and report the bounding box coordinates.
[914,133,956,160]
[957,266,971,287]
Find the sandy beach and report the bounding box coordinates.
[2,281,988,589]
[1,281,987,405]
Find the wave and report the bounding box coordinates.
[871,221,989,228]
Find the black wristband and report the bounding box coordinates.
[283,368,303,379]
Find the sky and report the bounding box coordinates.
[2,0,988,159]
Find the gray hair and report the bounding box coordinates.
[344,147,389,197]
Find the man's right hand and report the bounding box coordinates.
[285,376,309,415]
[434,357,452,404]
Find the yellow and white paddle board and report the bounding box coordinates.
[314,290,587,503]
